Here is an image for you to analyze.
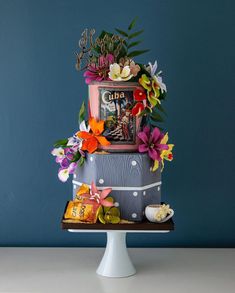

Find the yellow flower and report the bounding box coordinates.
[139,74,152,91]
[155,212,163,221]
[151,132,174,172]
[155,210,167,221]
[139,74,161,107]
[154,204,171,222]
[160,133,174,170]
[161,204,170,214]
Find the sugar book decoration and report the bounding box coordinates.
[51,19,174,223]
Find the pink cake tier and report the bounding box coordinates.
[88,81,142,152]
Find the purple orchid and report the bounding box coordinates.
[84,54,114,84]
[58,162,77,182]
[61,157,72,169]
[138,126,169,161]
[67,135,81,147]
[64,148,74,161]
[52,144,84,182]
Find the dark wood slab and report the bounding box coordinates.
[61,202,174,231]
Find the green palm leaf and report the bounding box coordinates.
[128,17,138,30]
[115,28,128,37]
[128,30,144,40]
[127,49,149,58]
[127,40,142,49]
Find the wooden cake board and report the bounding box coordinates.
[61,202,174,278]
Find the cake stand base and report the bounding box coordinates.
[65,217,174,278]
[96,231,136,278]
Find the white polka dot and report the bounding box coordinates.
[158,186,161,191]
[73,174,77,179]
[131,160,137,166]
[133,191,138,197]
[143,191,146,196]
[99,178,104,184]
[114,202,119,207]
[132,213,137,218]
[90,156,93,162]
[73,185,76,189]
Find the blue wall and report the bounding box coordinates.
[0,0,234,247]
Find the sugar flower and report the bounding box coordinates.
[146,60,158,77]
[108,58,152,84]
[108,63,133,81]
[118,58,141,77]
[76,117,110,153]
[152,132,174,172]
[67,136,80,148]
[138,126,169,161]
[154,204,171,222]
[58,162,77,182]
[52,146,80,182]
[51,147,64,158]
[132,88,147,116]
[51,147,64,157]
[153,75,167,94]
[145,60,167,94]
[52,125,88,182]
[84,54,114,84]
[51,147,67,164]
[81,182,114,207]
[130,61,141,77]
[67,120,90,153]
[139,74,161,107]
[79,120,90,132]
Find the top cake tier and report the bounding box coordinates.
[89,81,143,152]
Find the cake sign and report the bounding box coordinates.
[102,90,125,102]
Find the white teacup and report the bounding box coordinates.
[145,204,174,223]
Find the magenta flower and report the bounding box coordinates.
[138,126,169,161]
[84,54,114,84]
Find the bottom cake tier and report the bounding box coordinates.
[72,153,161,222]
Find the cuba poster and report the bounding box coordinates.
[99,88,137,144]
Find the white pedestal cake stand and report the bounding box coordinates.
[67,229,171,278]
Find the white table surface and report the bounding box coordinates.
[0,248,235,293]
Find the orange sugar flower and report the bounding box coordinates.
[76,117,110,153]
